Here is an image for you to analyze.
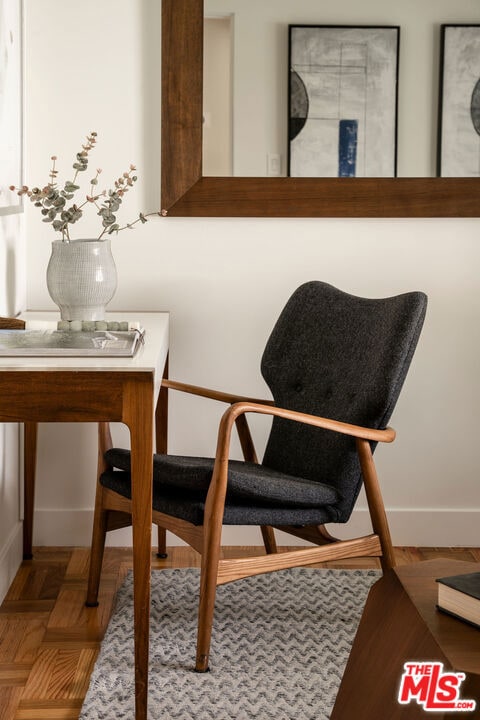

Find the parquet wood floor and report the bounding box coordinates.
[1,545,479,719]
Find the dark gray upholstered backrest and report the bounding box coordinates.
[260,281,427,522]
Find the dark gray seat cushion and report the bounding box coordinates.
[104,448,341,509]
[100,466,339,527]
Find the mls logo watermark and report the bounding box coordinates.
[398,662,476,712]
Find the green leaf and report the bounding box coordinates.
[64,182,80,192]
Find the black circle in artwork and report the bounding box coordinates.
[470,78,480,136]
[289,70,309,140]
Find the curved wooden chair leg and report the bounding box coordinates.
[86,481,109,607]
[156,526,168,558]
[261,525,278,554]
[356,438,396,572]
[195,513,223,672]
[195,557,219,673]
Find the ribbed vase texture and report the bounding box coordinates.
[46,239,118,321]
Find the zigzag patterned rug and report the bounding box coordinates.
[80,567,379,720]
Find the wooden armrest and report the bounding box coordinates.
[161,379,264,463]
[223,401,396,444]
[205,400,395,511]
[162,378,273,406]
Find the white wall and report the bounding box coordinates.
[203,17,233,176]
[22,0,480,548]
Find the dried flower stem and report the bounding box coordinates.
[10,131,159,241]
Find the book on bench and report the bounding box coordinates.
[436,571,480,629]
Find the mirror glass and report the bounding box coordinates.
[204,0,480,178]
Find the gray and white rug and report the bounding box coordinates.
[80,567,379,720]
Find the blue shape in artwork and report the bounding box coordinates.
[338,120,358,177]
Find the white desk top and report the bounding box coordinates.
[0,311,169,374]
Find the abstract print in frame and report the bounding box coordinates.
[0,0,22,211]
[288,25,399,178]
[438,25,480,177]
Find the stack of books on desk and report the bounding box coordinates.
[436,571,480,629]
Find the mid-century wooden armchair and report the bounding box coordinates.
[86,281,427,672]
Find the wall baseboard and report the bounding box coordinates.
[32,508,480,548]
[0,522,23,604]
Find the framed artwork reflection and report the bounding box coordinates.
[0,0,23,212]
[438,25,480,177]
[288,25,399,178]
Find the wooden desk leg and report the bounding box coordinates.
[23,422,38,560]
[155,353,169,559]
[125,379,154,720]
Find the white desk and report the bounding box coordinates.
[0,310,169,720]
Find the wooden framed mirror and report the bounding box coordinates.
[161,0,480,217]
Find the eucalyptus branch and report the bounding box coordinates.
[49,156,58,186]
[98,211,162,239]
[10,131,160,242]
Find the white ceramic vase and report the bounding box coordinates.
[46,238,118,321]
